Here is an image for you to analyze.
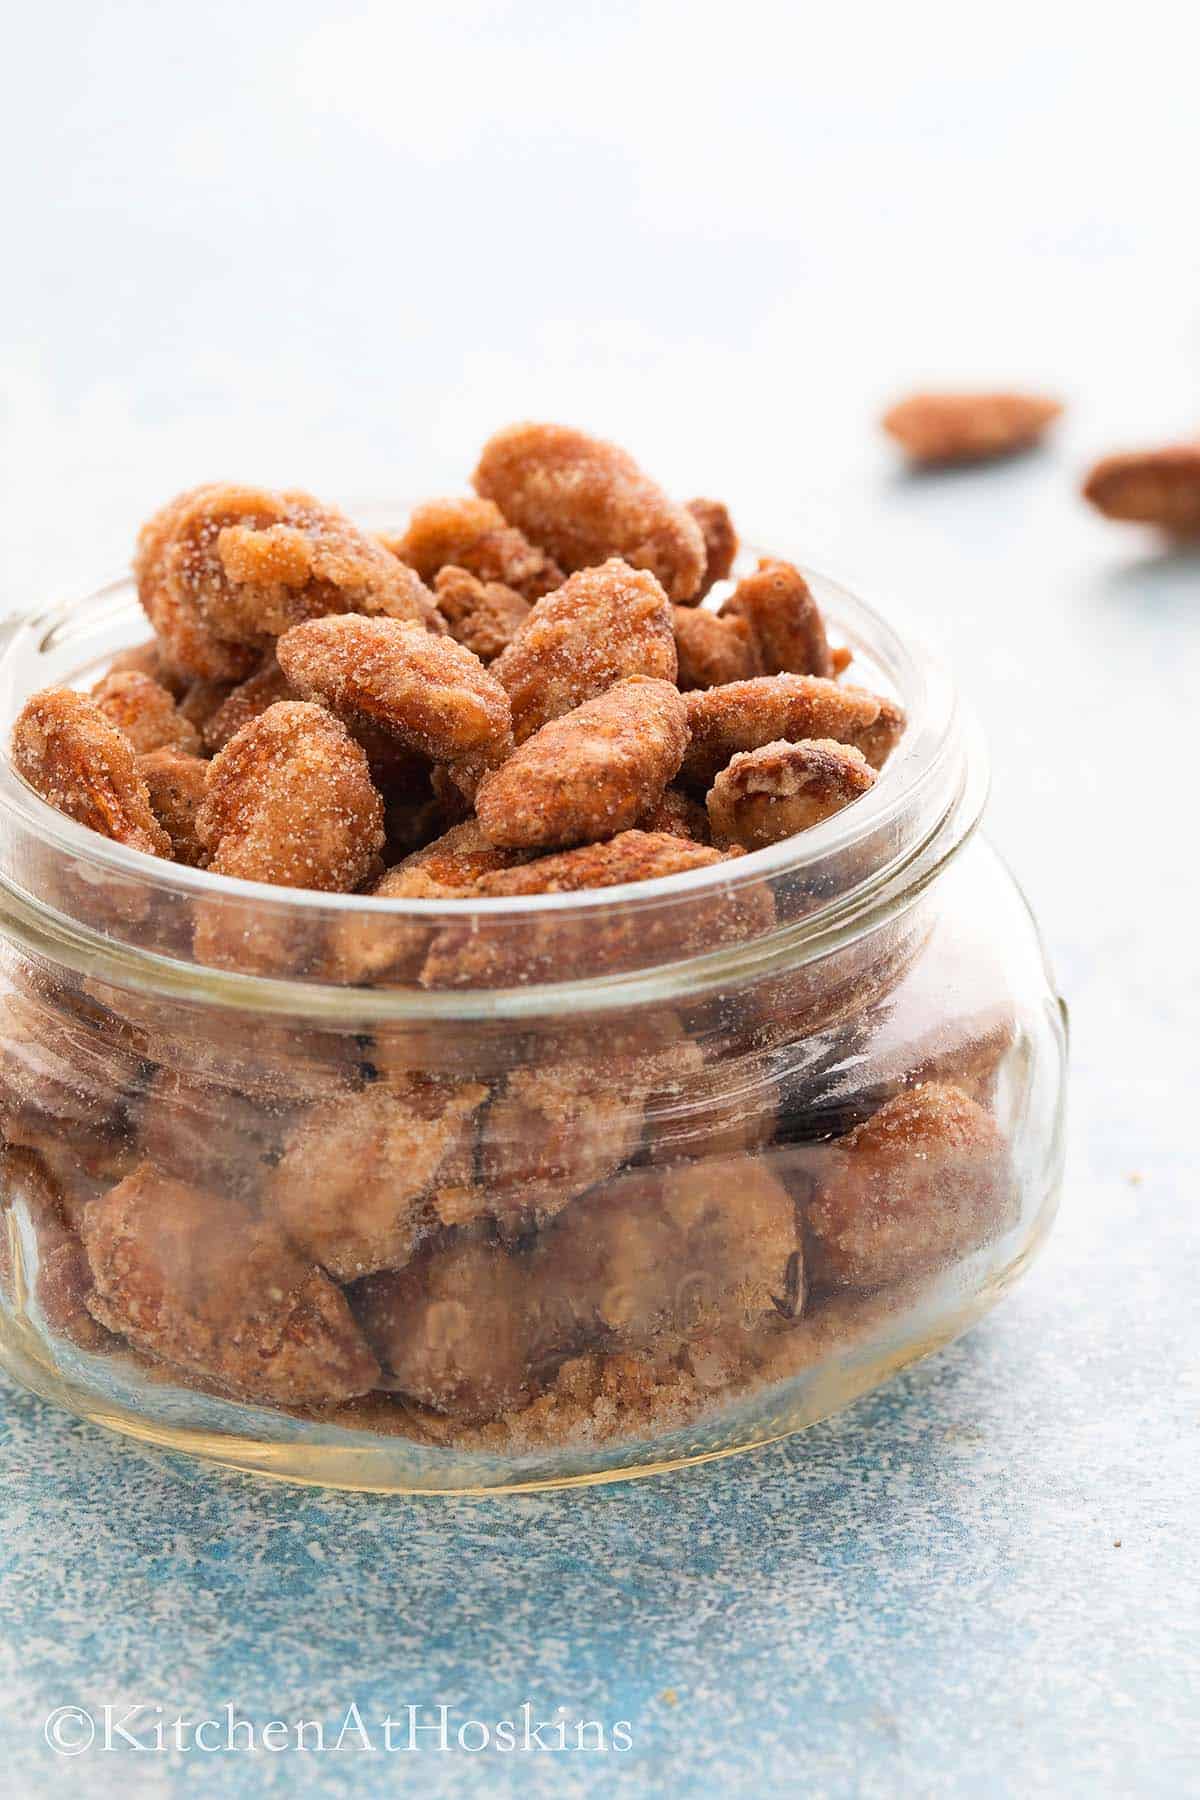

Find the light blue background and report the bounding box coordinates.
[1,4,1197,1793]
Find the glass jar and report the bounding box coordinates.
[0,556,1066,1493]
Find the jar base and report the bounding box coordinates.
[0,1196,1057,1493]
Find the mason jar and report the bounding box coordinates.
[0,559,1067,1492]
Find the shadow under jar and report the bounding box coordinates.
[0,560,1066,1492]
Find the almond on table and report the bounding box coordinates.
[1081,444,1200,534]
[882,390,1062,464]
[474,423,707,602]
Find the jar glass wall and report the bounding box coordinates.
[0,566,1067,1492]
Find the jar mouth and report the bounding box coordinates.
[0,547,986,1013]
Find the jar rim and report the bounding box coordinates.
[0,550,987,1015]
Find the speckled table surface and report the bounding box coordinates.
[3,7,1199,1792]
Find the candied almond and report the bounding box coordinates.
[636,785,711,843]
[475,677,689,851]
[420,832,774,988]
[1081,444,1200,534]
[686,497,739,600]
[680,674,883,791]
[197,700,384,892]
[81,1165,380,1403]
[474,423,706,602]
[137,749,209,866]
[432,566,532,662]
[805,1083,1013,1289]
[0,1144,112,1351]
[202,658,296,752]
[11,687,171,857]
[393,496,563,599]
[134,485,258,681]
[138,483,442,676]
[104,639,188,698]
[842,687,906,770]
[90,668,202,755]
[265,1077,489,1280]
[720,558,833,678]
[707,738,877,851]
[672,605,762,691]
[491,557,677,742]
[882,390,1061,464]
[322,821,530,985]
[277,615,512,765]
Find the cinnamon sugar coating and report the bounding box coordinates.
[392,496,563,599]
[137,749,209,866]
[475,677,688,850]
[720,558,834,678]
[265,1077,489,1280]
[680,675,884,790]
[491,558,677,742]
[843,687,906,769]
[202,658,296,752]
[12,687,171,858]
[672,604,762,691]
[432,566,533,662]
[804,1083,1012,1289]
[321,821,530,985]
[1082,444,1200,534]
[104,639,188,698]
[134,485,258,681]
[90,668,202,755]
[196,701,384,892]
[707,738,877,850]
[355,1155,796,1422]
[81,1164,380,1404]
[474,423,706,602]
[882,391,1061,464]
[420,832,773,988]
[686,497,739,600]
[636,785,711,842]
[276,615,512,766]
[136,483,443,677]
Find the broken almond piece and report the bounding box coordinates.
[707,739,877,850]
[686,497,739,601]
[391,496,563,599]
[680,674,884,791]
[672,605,762,691]
[882,391,1062,464]
[432,566,533,662]
[474,423,706,602]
